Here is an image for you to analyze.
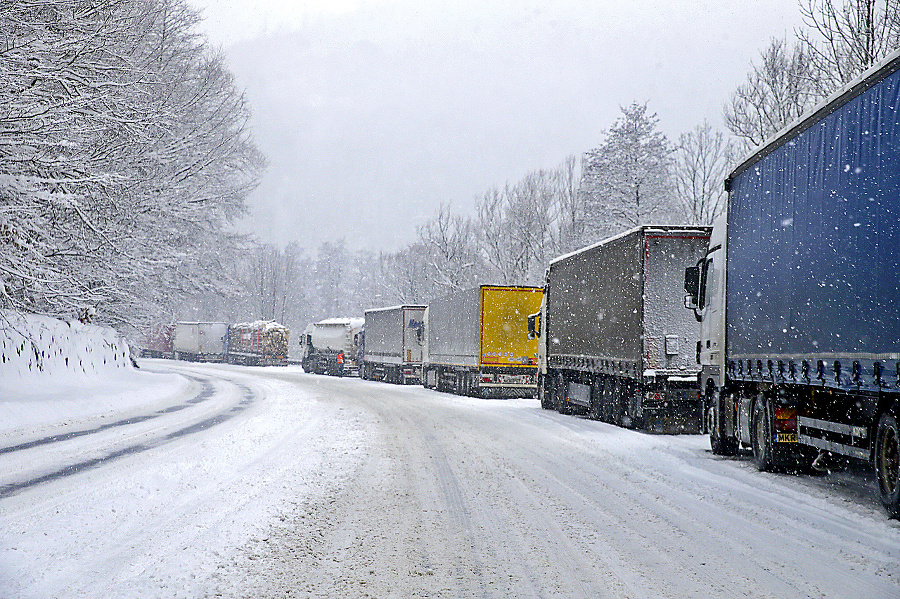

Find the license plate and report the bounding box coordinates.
[776,433,798,443]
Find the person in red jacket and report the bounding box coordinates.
[336,351,344,377]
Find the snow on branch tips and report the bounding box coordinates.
[0,0,264,330]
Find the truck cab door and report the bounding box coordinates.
[698,245,726,387]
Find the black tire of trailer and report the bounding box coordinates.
[588,376,602,420]
[469,372,480,397]
[550,371,566,414]
[599,375,614,423]
[538,373,552,409]
[611,378,626,426]
[437,367,449,393]
[875,408,900,519]
[751,396,775,471]
[708,389,739,456]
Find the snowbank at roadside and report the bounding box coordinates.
[0,310,132,378]
[0,311,187,435]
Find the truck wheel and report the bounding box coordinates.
[599,376,612,423]
[468,373,479,397]
[751,398,775,471]
[875,410,900,518]
[611,379,625,426]
[538,374,552,409]
[555,373,570,415]
[588,378,601,420]
[708,391,738,456]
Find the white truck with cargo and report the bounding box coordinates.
[360,305,426,384]
[300,318,364,376]
[531,226,710,433]
[684,49,900,517]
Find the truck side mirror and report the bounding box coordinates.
[527,312,541,339]
[684,266,700,299]
[684,265,702,321]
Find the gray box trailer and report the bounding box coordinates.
[534,226,710,432]
[685,48,900,516]
[361,305,426,384]
[173,322,229,362]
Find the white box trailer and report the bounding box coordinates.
[173,322,229,362]
[361,305,426,384]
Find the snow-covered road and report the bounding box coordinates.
[1,361,898,598]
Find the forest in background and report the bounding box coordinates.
[230,0,900,342]
[2,1,899,344]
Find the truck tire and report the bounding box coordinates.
[555,373,572,415]
[875,409,900,519]
[751,397,775,471]
[600,376,614,423]
[708,391,738,456]
[611,379,625,426]
[538,374,552,409]
[588,377,602,420]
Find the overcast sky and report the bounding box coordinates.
[185,0,804,253]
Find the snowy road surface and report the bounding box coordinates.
[1,361,898,598]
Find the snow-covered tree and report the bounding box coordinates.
[723,37,816,150]
[0,0,263,330]
[579,102,678,239]
[245,243,305,323]
[372,244,434,305]
[315,240,349,317]
[550,154,585,255]
[476,168,566,286]
[416,204,483,293]
[726,1,900,151]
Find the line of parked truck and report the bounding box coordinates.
[297,47,900,517]
[145,48,900,517]
[141,320,290,366]
[300,285,544,399]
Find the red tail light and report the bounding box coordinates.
[773,407,798,432]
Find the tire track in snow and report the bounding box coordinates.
[0,377,255,499]
[0,375,216,456]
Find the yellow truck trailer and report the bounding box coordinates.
[422,285,542,397]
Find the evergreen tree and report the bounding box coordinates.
[579,103,677,240]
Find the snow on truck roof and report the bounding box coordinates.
[549,225,712,266]
[316,317,365,326]
[232,320,288,331]
[726,46,900,189]
[364,305,427,314]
